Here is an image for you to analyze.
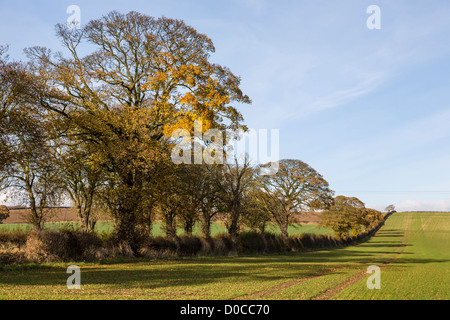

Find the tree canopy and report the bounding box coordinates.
[255,159,334,239]
[0,11,383,246]
[319,195,383,239]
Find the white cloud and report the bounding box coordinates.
[395,199,450,212]
[293,71,387,118]
[366,198,450,212]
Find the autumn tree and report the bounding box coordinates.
[319,195,368,239]
[1,46,17,191]
[241,189,272,233]
[213,156,254,241]
[197,165,223,239]
[2,104,61,229]
[365,208,384,227]
[255,159,334,240]
[133,154,171,237]
[0,205,9,223]
[55,142,104,231]
[0,46,10,191]
[25,11,251,243]
[156,174,184,239]
[0,55,61,230]
[176,163,222,238]
[175,165,201,237]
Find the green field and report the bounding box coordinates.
[0,212,448,300]
[0,221,333,237]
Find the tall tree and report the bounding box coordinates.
[176,163,221,238]
[319,195,367,239]
[0,55,61,229]
[213,156,253,241]
[256,159,334,240]
[156,172,184,239]
[25,11,250,243]
[365,208,384,227]
[241,189,272,233]
[55,142,104,231]
[0,46,11,191]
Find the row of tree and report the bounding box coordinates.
[0,11,386,246]
[319,196,387,239]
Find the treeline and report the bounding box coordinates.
[0,212,392,264]
[0,11,387,256]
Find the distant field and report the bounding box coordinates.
[0,207,329,237]
[0,221,114,234]
[0,212,448,300]
[2,207,321,225]
[0,220,333,237]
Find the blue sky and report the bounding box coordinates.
[1,0,450,211]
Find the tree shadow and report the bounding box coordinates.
[1,250,448,291]
[1,220,448,292]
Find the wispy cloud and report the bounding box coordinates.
[293,71,387,118]
[253,2,450,125]
[318,107,450,188]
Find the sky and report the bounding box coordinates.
[1,0,450,211]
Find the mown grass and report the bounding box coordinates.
[0,212,447,300]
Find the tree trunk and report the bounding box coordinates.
[115,203,137,244]
[30,207,42,231]
[77,204,87,231]
[202,215,212,239]
[82,208,95,232]
[279,206,292,242]
[146,207,153,237]
[163,210,177,239]
[27,191,42,230]
[83,193,95,232]
[114,172,140,245]
[260,221,266,233]
[280,222,289,241]
[228,204,240,241]
[184,219,194,237]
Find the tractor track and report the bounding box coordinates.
[310,214,412,300]
[233,214,411,300]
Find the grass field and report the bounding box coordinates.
[0,220,333,237]
[0,212,448,300]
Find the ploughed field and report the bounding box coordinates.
[0,212,448,299]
